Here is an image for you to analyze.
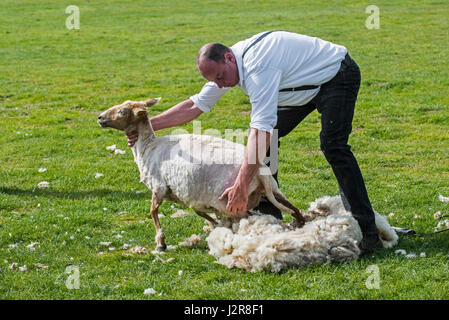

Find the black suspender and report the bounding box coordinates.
[242,30,277,59]
[242,30,319,92]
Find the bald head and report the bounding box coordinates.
[196,43,231,67]
[196,42,239,88]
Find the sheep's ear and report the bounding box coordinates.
[133,107,148,118]
[145,97,161,108]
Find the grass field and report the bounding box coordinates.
[0,0,448,300]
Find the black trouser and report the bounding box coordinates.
[265,53,378,238]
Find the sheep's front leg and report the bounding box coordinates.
[150,193,166,252]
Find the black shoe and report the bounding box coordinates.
[253,198,283,220]
[359,234,383,255]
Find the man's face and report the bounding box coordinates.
[198,52,239,88]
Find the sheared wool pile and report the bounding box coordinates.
[206,196,398,272]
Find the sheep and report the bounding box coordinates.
[206,195,398,272]
[97,98,305,251]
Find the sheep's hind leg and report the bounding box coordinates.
[273,192,306,228]
[150,193,167,252]
[194,211,218,227]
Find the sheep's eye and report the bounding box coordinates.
[118,109,128,116]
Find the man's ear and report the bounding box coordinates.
[133,107,148,118]
[145,97,161,108]
[224,51,235,63]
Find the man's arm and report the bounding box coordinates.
[151,99,203,131]
[219,67,281,215]
[219,128,271,218]
[126,99,203,146]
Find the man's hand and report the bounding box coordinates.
[125,99,203,148]
[126,131,138,147]
[218,128,271,219]
[219,182,249,219]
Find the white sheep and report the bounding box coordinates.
[98,98,304,251]
[206,195,398,272]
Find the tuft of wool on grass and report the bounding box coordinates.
[207,195,398,273]
[129,246,147,254]
[114,149,126,155]
[439,194,449,203]
[26,242,40,250]
[37,181,49,189]
[179,234,202,247]
[34,263,49,269]
[171,210,190,218]
[144,288,156,295]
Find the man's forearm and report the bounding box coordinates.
[150,99,203,131]
[218,127,272,216]
[236,128,271,188]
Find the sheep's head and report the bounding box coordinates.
[98,98,160,132]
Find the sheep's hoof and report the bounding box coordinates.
[156,244,167,252]
[291,211,306,228]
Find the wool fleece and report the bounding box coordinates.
[206,195,398,272]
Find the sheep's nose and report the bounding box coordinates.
[98,113,108,127]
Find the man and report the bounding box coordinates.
[127,31,383,253]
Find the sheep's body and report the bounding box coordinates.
[132,134,250,214]
[98,98,303,251]
[207,195,398,272]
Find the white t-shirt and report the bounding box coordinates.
[190,31,348,132]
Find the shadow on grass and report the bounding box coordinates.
[0,186,151,200]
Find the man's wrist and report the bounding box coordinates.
[235,167,252,192]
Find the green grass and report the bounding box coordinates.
[1,0,448,299]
